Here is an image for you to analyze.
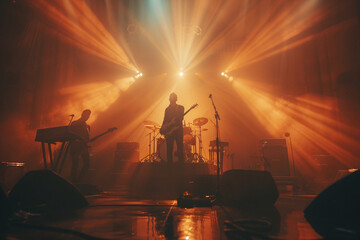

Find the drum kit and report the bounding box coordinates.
[141,117,209,163]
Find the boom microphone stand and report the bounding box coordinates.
[209,94,221,197]
[177,97,222,208]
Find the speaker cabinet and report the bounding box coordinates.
[8,170,88,212]
[115,142,139,171]
[304,169,360,239]
[260,139,290,176]
[220,169,279,207]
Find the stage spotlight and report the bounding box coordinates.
[179,72,184,77]
[126,23,138,34]
[221,72,234,82]
[134,72,143,79]
[221,72,229,78]
[192,25,202,36]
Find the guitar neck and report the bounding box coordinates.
[89,129,115,143]
[89,132,106,142]
[183,104,198,117]
[183,108,191,116]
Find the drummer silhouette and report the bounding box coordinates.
[160,93,185,163]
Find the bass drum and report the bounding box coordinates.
[183,126,192,135]
[183,127,195,145]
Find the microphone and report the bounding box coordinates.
[209,94,212,98]
[69,114,74,117]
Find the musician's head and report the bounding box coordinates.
[81,109,91,121]
[169,92,177,104]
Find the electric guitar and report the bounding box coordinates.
[89,127,117,143]
[160,104,198,137]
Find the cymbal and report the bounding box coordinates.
[143,120,160,127]
[144,125,160,131]
[193,117,208,126]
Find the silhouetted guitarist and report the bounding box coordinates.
[68,109,91,183]
[68,109,117,183]
[160,93,185,163]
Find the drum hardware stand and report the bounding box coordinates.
[192,127,205,163]
[209,94,221,198]
[140,131,155,162]
[140,123,161,162]
[198,125,205,162]
[192,117,209,163]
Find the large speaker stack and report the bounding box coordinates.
[260,139,290,176]
[260,138,296,192]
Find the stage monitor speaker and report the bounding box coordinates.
[186,174,217,196]
[8,170,88,212]
[304,169,360,239]
[220,169,279,207]
[260,139,290,176]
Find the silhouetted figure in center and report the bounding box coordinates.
[160,93,184,163]
[69,109,91,183]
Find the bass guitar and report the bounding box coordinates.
[89,127,117,143]
[160,104,198,137]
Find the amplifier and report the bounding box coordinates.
[116,142,139,151]
[260,138,290,176]
[114,142,139,172]
[260,138,286,147]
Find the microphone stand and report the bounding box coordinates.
[209,94,221,198]
[68,115,75,126]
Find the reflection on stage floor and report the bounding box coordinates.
[3,187,321,239]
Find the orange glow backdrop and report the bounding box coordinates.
[0,0,359,187]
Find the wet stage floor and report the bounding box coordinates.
[4,190,322,240]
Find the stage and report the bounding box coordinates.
[1,0,360,239]
[2,184,320,240]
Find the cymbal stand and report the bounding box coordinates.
[198,125,204,162]
[151,131,160,161]
[193,128,198,160]
[187,122,197,161]
[147,131,152,159]
[195,125,209,163]
[153,132,159,155]
[140,128,160,162]
[140,131,152,162]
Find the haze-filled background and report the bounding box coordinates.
[1,0,359,190]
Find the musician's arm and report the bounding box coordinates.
[160,108,168,134]
[171,105,184,126]
[180,105,185,119]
